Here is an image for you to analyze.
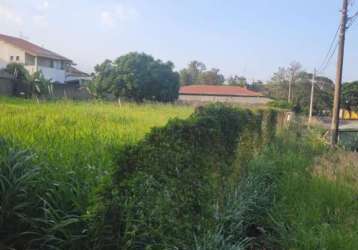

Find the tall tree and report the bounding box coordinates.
[267,66,334,114]
[287,61,302,102]
[91,53,180,102]
[198,68,225,85]
[179,61,206,86]
[227,75,247,87]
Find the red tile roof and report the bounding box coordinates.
[179,85,264,97]
[0,34,71,62]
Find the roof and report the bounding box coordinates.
[179,85,264,97]
[66,66,90,77]
[0,33,72,62]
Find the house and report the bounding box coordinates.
[65,66,92,85]
[179,85,271,105]
[0,33,72,83]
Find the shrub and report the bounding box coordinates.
[95,104,278,249]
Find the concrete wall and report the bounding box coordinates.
[52,83,91,100]
[0,78,13,96]
[179,94,272,105]
[0,41,26,67]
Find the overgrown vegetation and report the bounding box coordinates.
[91,105,278,249]
[0,98,357,249]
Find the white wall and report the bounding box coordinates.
[0,41,25,66]
[39,66,66,83]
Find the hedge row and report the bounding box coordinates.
[94,104,278,249]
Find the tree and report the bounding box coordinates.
[287,61,302,102]
[88,60,115,99]
[5,63,30,82]
[227,75,247,87]
[248,80,265,92]
[266,65,334,114]
[342,81,358,112]
[179,61,206,86]
[29,71,53,98]
[92,53,180,102]
[4,63,54,98]
[198,68,225,85]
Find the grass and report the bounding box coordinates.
[0,97,193,248]
[267,129,358,249]
[197,123,358,249]
[0,97,192,177]
[0,97,357,249]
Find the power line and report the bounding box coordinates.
[317,1,357,74]
[318,24,340,73]
[347,10,358,28]
[320,42,339,73]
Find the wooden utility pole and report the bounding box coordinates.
[330,0,348,146]
[308,69,316,124]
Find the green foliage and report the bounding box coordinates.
[5,63,30,82]
[227,75,248,87]
[179,60,207,86]
[268,100,293,110]
[91,53,180,102]
[342,81,358,111]
[0,98,192,249]
[266,63,334,115]
[179,61,225,86]
[0,138,87,250]
[29,71,54,97]
[268,131,358,249]
[95,104,277,249]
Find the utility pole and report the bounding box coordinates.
[308,68,316,124]
[288,74,292,103]
[330,0,348,146]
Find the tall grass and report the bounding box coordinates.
[0,97,193,249]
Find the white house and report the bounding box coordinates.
[0,33,72,83]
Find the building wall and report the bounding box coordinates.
[39,66,66,83]
[52,83,91,100]
[179,94,271,105]
[0,78,13,96]
[0,41,26,68]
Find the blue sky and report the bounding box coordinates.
[1,0,357,81]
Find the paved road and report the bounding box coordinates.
[315,117,358,131]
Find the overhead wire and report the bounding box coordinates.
[317,25,340,73]
[317,1,357,74]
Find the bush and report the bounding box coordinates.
[95,104,278,249]
[268,100,293,110]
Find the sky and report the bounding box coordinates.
[1,0,357,82]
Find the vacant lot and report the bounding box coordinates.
[0,97,193,172]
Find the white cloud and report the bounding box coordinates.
[0,4,23,26]
[100,3,139,28]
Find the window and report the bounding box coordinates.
[16,56,20,61]
[53,60,62,69]
[10,56,14,61]
[25,53,35,65]
[38,57,53,68]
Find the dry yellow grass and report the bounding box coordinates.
[313,149,358,190]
